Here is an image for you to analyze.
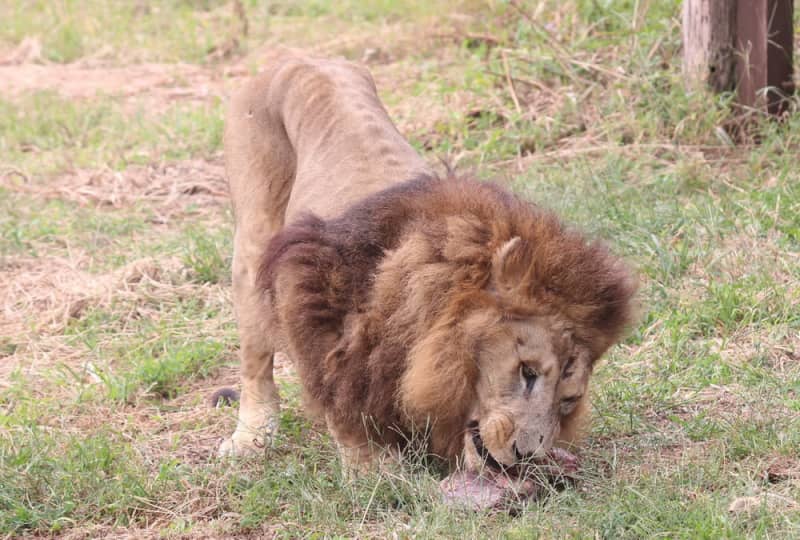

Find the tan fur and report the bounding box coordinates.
[220,49,637,474]
[220,49,429,458]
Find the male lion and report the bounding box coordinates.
[220,50,636,485]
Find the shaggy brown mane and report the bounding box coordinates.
[257,174,636,459]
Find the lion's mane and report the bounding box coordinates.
[257,175,636,459]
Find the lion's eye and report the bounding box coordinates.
[560,395,582,414]
[561,355,576,379]
[520,364,538,392]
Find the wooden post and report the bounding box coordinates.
[682,0,738,92]
[736,0,794,115]
[682,0,794,115]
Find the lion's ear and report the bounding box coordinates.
[491,236,532,294]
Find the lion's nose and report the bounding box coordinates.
[513,441,533,462]
[513,434,546,461]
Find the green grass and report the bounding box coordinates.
[61,292,236,402]
[0,93,224,176]
[96,336,224,402]
[1,0,799,537]
[0,191,149,259]
[0,0,481,64]
[0,428,162,533]
[0,0,237,63]
[181,226,232,285]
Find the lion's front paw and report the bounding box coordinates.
[218,419,279,458]
[218,436,259,457]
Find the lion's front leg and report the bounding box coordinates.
[219,231,281,457]
[218,334,281,456]
[219,351,280,457]
[325,414,388,474]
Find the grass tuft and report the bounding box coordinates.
[181,227,231,285]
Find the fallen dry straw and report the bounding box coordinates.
[2,160,228,220]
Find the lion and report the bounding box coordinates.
[219,49,637,480]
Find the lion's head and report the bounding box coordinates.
[462,312,593,467]
[259,175,636,468]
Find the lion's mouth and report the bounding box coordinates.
[467,420,513,474]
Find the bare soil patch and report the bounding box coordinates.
[0,61,243,107]
[0,16,448,110]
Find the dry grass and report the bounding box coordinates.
[4,159,227,216]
